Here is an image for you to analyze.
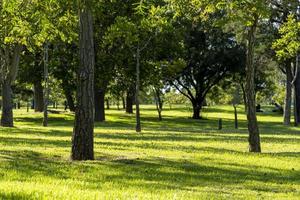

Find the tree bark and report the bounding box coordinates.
[154,87,163,121]
[283,62,292,125]
[94,88,105,122]
[122,96,126,109]
[192,102,202,119]
[245,17,261,153]
[126,89,134,114]
[294,60,300,125]
[33,80,44,112]
[43,43,49,127]
[63,87,75,112]
[71,1,95,161]
[234,105,238,129]
[106,98,110,110]
[135,48,141,132]
[1,81,13,127]
[0,45,22,127]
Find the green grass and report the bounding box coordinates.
[0,105,299,200]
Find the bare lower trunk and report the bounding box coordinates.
[1,81,13,127]
[33,81,44,112]
[122,96,125,109]
[94,88,105,122]
[294,57,300,126]
[0,45,22,127]
[241,83,247,112]
[154,87,163,121]
[192,103,202,119]
[106,99,110,110]
[43,43,49,127]
[126,90,134,114]
[284,62,292,125]
[245,17,261,153]
[234,105,238,129]
[71,1,95,161]
[64,88,75,112]
[135,48,141,133]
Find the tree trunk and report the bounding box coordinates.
[122,96,126,109]
[71,1,95,161]
[43,43,49,127]
[63,87,75,112]
[294,56,300,126]
[192,102,202,119]
[94,88,105,122]
[126,90,134,114]
[0,45,22,127]
[135,48,141,133]
[283,62,292,125]
[245,17,261,153]
[1,81,13,127]
[240,83,247,112]
[154,87,163,121]
[234,105,238,129]
[106,98,110,110]
[33,80,44,112]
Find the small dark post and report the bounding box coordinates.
[218,118,222,130]
[27,102,30,112]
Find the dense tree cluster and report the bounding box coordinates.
[0,0,299,159]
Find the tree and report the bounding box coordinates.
[0,0,33,127]
[273,14,300,125]
[168,22,245,119]
[71,0,95,160]
[213,0,271,152]
[104,3,168,132]
[270,0,299,125]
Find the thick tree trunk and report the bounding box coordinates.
[63,88,75,112]
[135,48,141,132]
[71,1,95,161]
[126,90,134,114]
[0,45,21,127]
[245,17,261,153]
[122,96,126,109]
[192,102,202,119]
[94,88,105,122]
[283,62,292,125]
[33,81,44,112]
[1,81,13,127]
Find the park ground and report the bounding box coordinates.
[0,105,299,200]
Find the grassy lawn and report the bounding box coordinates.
[0,105,299,199]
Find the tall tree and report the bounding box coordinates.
[273,14,300,125]
[0,0,32,127]
[213,0,271,152]
[71,0,95,160]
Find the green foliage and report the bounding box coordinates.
[273,14,300,60]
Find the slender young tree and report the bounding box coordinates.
[71,0,95,160]
[211,0,271,152]
[43,43,49,127]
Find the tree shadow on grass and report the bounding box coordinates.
[1,149,299,195]
[0,192,35,200]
